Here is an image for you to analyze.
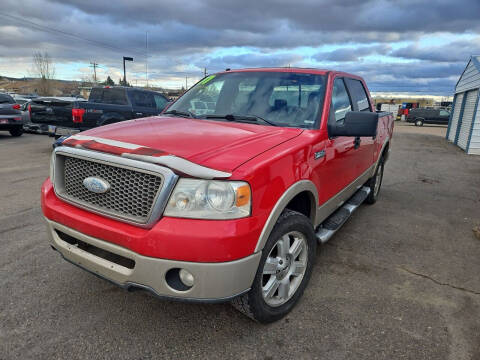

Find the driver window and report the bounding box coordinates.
[332,78,352,122]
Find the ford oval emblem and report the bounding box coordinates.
[83,177,110,194]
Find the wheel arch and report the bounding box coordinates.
[373,138,390,174]
[254,180,318,253]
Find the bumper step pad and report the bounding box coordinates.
[316,186,370,243]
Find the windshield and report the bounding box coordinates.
[167,71,327,128]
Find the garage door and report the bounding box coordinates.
[457,89,478,149]
[448,92,464,142]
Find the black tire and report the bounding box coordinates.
[9,127,23,137]
[231,209,316,323]
[415,118,424,126]
[365,156,385,204]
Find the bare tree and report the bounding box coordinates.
[32,52,56,95]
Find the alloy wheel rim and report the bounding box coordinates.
[261,231,308,307]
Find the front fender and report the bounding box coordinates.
[253,180,318,252]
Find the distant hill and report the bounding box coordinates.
[0,77,82,96]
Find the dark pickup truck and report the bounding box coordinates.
[25,96,86,134]
[55,87,170,137]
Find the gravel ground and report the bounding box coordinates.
[1,126,479,360]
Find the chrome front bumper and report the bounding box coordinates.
[45,219,261,302]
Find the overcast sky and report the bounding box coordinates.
[0,0,479,94]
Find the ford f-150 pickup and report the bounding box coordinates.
[41,68,394,323]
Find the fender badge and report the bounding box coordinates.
[83,177,111,194]
[314,150,325,160]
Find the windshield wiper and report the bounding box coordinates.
[163,109,196,118]
[204,114,277,126]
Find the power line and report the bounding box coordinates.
[0,11,146,57]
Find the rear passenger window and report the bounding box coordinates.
[345,79,370,111]
[331,78,352,122]
[132,91,155,108]
[102,88,128,105]
[89,88,103,103]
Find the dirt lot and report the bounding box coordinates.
[1,124,479,360]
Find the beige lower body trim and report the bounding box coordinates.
[46,219,261,301]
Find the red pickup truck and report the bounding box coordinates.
[42,68,393,323]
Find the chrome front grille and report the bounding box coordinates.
[53,147,178,227]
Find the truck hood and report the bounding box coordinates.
[67,116,302,176]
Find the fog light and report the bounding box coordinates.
[179,269,194,287]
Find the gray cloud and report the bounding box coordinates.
[313,45,391,62]
[392,39,480,62]
[49,0,480,34]
[0,0,478,93]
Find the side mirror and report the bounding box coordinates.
[329,111,378,137]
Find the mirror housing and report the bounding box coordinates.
[328,111,379,137]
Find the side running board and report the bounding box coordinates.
[315,186,371,243]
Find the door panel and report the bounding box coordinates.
[344,78,375,177]
[319,77,368,201]
[457,89,478,149]
[448,93,464,142]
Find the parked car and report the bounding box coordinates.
[407,108,450,126]
[42,68,394,323]
[24,96,86,134]
[54,86,170,138]
[12,96,31,124]
[0,93,24,137]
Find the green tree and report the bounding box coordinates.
[103,76,114,86]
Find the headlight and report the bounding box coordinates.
[164,179,251,219]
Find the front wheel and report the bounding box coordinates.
[231,209,316,323]
[415,118,424,126]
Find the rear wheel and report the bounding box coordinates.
[231,209,316,323]
[366,156,384,204]
[9,127,23,137]
[415,118,424,126]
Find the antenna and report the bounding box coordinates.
[145,31,149,87]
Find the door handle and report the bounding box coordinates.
[135,112,143,116]
[354,137,361,149]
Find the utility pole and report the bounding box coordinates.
[90,62,98,83]
[185,76,188,90]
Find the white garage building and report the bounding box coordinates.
[446,56,480,155]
